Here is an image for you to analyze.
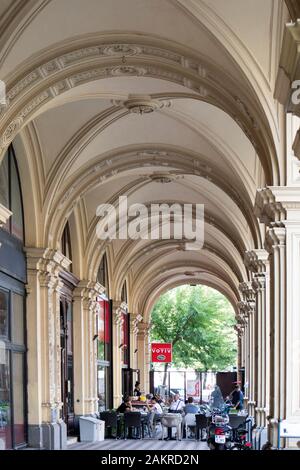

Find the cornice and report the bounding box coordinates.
[0,203,12,227]
[274,20,300,115]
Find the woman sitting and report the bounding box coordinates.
[117,396,132,413]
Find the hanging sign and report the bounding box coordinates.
[151,343,172,363]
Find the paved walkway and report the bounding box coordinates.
[68,438,209,451]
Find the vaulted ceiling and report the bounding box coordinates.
[0,0,290,317]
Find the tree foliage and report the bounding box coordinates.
[150,285,237,371]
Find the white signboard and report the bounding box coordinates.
[280,420,300,438]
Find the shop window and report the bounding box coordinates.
[97,299,111,362]
[121,281,128,304]
[97,298,112,410]
[97,253,109,295]
[61,222,72,271]
[122,311,129,366]
[0,146,24,241]
[0,279,26,449]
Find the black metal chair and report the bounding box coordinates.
[142,412,153,438]
[100,411,118,438]
[195,414,208,441]
[124,412,143,439]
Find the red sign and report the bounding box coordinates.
[151,343,172,363]
[98,299,110,343]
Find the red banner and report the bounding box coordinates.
[151,343,172,363]
[98,299,110,343]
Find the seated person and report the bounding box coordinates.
[153,394,164,404]
[146,397,163,432]
[146,397,163,415]
[133,381,142,398]
[169,393,185,412]
[184,397,199,414]
[117,396,132,413]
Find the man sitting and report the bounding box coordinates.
[169,393,185,413]
[183,397,198,438]
[184,397,199,414]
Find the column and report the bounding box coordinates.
[137,322,151,395]
[111,301,127,407]
[245,249,270,429]
[239,283,256,417]
[25,248,71,449]
[129,313,142,371]
[73,281,105,418]
[255,187,300,447]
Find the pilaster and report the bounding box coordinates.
[25,247,71,449]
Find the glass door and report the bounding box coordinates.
[60,299,75,435]
[0,281,26,449]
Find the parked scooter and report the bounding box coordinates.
[206,410,232,450]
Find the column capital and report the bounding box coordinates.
[73,280,105,298]
[0,203,12,227]
[244,249,269,273]
[25,247,72,273]
[137,321,151,337]
[252,273,266,292]
[265,226,286,253]
[255,187,300,226]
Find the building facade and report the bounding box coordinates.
[0,0,300,449]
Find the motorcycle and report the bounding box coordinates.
[207,410,232,450]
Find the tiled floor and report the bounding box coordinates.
[68,438,209,451]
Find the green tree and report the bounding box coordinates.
[150,285,237,383]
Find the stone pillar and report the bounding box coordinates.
[245,250,270,430]
[239,283,256,417]
[255,187,300,447]
[237,301,249,406]
[129,313,142,371]
[25,248,71,449]
[73,281,105,418]
[137,322,151,394]
[111,301,127,407]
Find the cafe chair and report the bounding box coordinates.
[124,412,143,439]
[184,413,196,438]
[100,411,119,439]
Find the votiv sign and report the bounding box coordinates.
[151,343,172,363]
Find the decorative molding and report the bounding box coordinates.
[274,20,300,115]
[265,226,286,253]
[254,187,285,225]
[0,203,12,227]
[244,249,269,273]
[292,128,300,159]
[112,94,172,114]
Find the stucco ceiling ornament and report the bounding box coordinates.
[112,95,172,114]
[102,44,142,56]
[0,116,23,150]
[148,172,182,183]
[110,66,147,77]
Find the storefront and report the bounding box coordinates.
[0,145,26,449]
[97,296,112,410]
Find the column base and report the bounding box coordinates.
[28,422,67,449]
[27,425,43,448]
